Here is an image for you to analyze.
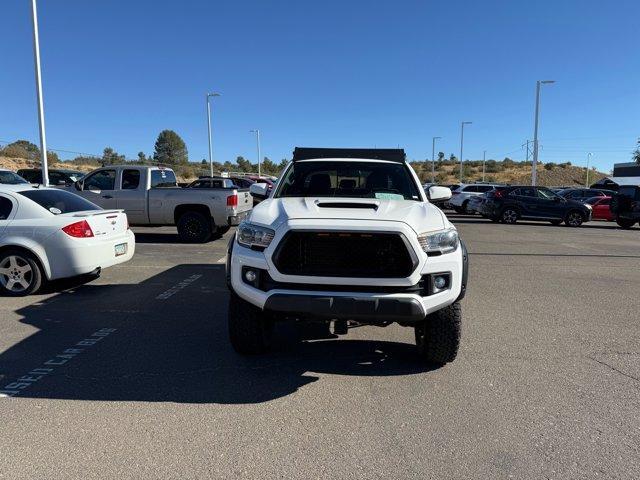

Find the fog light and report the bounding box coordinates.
[245,270,257,282]
[434,275,447,290]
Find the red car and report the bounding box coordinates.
[586,196,615,221]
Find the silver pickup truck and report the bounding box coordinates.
[67,165,252,242]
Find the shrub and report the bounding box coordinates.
[544,162,557,170]
[1,144,30,159]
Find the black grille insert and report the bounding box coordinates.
[273,231,417,278]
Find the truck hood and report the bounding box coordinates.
[248,197,448,234]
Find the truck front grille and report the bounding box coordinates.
[272,231,417,278]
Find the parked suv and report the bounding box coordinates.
[226,147,469,365]
[610,185,640,229]
[449,183,502,214]
[483,185,592,226]
[17,168,84,186]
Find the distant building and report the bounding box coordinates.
[591,162,640,189]
[612,162,640,186]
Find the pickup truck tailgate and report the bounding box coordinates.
[237,189,252,211]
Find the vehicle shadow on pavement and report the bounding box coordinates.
[132,232,228,244]
[1,264,436,404]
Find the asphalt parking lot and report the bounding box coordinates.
[1,216,639,479]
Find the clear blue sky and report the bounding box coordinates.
[1,0,638,172]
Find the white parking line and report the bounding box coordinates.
[0,328,117,398]
[155,274,203,300]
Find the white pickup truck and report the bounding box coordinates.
[68,165,252,242]
[227,148,469,364]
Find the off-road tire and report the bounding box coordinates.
[616,218,636,229]
[501,208,518,224]
[177,211,212,243]
[462,200,471,214]
[228,293,273,354]
[0,249,43,296]
[415,302,461,365]
[565,210,584,227]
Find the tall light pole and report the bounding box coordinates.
[31,0,49,186]
[585,152,593,187]
[459,121,472,182]
[482,150,487,182]
[206,92,220,177]
[431,136,441,183]
[532,80,555,186]
[250,129,261,177]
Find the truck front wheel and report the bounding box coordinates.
[414,302,461,365]
[228,293,273,354]
[177,211,212,243]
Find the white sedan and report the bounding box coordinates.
[0,184,135,295]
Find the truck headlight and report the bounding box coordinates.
[418,228,459,255]
[237,222,275,249]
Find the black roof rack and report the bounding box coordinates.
[292,147,406,163]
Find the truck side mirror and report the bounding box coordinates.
[428,186,452,202]
[250,182,269,200]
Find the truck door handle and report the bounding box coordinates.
[102,195,113,199]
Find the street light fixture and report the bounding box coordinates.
[586,152,593,187]
[482,150,487,182]
[431,136,442,183]
[206,92,221,177]
[459,122,472,182]
[249,129,261,177]
[531,80,555,186]
[30,0,49,186]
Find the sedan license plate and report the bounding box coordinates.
[115,243,128,257]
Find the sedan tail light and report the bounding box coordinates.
[62,220,94,238]
[494,190,505,198]
[227,194,238,207]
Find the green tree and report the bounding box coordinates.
[278,159,289,171]
[236,156,253,172]
[261,157,278,175]
[102,147,125,165]
[201,159,207,165]
[47,151,60,163]
[633,138,640,164]
[449,153,457,162]
[153,130,188,165]
[10,140,40,159]
[437,152,445,162]
[137,151,147,164]
[1,144,30,159]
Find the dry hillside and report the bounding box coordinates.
[2,155,608,187]
[412,162,607,187]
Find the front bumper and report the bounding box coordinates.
[229,225,467,322]
[265,294,425,323]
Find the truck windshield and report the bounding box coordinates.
[275,161,421,200]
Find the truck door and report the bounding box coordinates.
[77,169,118,209]
[116,168,147,224]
